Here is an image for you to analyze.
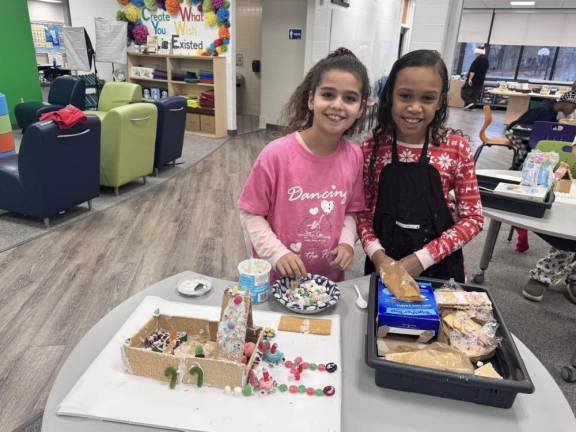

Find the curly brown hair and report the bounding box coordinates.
[369,50,465,175]
[282,48,370,136]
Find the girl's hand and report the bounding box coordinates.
[371,249,395,274]
[329,243,354,270]
[276,253,307,278]
[399,253,424,277]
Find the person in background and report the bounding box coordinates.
[522,249,576,304]
[358,50,483,282]
[462,46,489,110]
[238,48,369,282]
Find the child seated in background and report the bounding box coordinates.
[523,248,576,304]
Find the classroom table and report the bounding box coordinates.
[42,271,576,431]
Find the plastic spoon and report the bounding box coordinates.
[353,284,368,309]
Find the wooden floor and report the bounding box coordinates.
[0,107,510,431]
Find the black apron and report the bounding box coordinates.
[364,131,465,282]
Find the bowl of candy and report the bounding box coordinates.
[271,274,340,314]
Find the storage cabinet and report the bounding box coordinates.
[127,52,227,138]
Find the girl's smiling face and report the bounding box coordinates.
[391,66,443,144]
[308,69,364,137]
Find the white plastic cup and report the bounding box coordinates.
[238,259,272,304]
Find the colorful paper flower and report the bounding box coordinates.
[216,45,227,54]
[156,0,166,9]
[203,0,212,12]
[211,0,224,9]
[132,23,149,44]
[224,0,230,7]
[131,0,145,7]
[124,3,141,22]
[165,0,181,15]
[144,0,157,11]
[214,39,222,47]
[204,11,217,26]
[218,25,229,39]
[117,0,130,5]
[216,7,229,23]
[116,10,127,21]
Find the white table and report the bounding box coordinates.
[474,169,576,284]
[42,271,576,431]
[487,89,561,125]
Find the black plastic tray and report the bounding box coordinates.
[477,174,554,218]
[365,274,535,408]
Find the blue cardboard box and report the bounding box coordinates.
[377,279,440,338]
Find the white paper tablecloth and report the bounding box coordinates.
[58,296,342,432]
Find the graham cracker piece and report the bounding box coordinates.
[278,315,332,335]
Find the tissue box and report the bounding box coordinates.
[377,280,440,340]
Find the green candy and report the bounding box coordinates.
[278,384,288,392]
[242,384,252,396]
[298,384,306,393]
[315,388,323,396]
[164,367,178,389]
[309,363,317,370]
[189,366,204,387]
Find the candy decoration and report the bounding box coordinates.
[263,327,276,339]
[323,385,336,396]
[234,386,242,396]
[278,384,288,392]
[309,362,317,371]
[326,362,338,373]
[189,365,204,387]
[224,385,232,394]
[298,384,306,393]
[244,341,256,357]
[289,385,298,393]
[242,384,253,396]
[284,360,293,369]
[164,366,178,389]
[318,364,326,371]
[315,388,323,396]
[233,295,243,305]
[306,387,315,396]
[195,343,205,358]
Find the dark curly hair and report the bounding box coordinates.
[282,48,370,136]
[370,50,460,174]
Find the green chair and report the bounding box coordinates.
[535,140,576,177]
[89,82,158,195]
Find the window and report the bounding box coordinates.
[552,47,576,82]
[517,46,556,81]
[486,45,522,80]
[452,42,482,77]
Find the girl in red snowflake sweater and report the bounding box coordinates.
[357,50,483,282]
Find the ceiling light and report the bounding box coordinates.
[38,0,63,4]
[510,1,535,5]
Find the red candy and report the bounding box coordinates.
[234,295,243,305]
[301,362,309,369]
[318,364,326,371]
[289,385,298,393]
[294,356,303,365]
[294,372,301,381]
[284,360,293,368]
[306,387,315,396]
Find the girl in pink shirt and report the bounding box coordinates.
[237,48,369,282]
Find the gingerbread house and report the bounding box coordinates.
[122,288,263,389]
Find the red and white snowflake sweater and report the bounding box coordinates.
[357,132,483,269]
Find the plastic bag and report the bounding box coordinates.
[379,259,424,302]
[521,150,559,188]
[384,342,474,374]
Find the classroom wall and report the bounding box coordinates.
[236,0,262,117]
[260,0,307,127]
[0,2,43,125]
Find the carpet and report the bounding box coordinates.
[0,131,229,253]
